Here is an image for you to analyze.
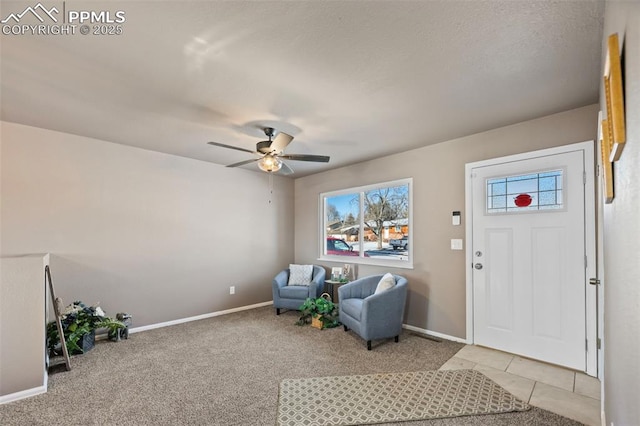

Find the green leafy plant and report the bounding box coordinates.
[296,295,340,329]
[46,301,125,355]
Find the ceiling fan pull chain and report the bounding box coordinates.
[268,173,273,204]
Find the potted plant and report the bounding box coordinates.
[296,294,340,329]
[46,301,125,355]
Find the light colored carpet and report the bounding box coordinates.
[0,306,583,425]
[277,369,529,426]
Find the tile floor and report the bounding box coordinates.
[439,345,601,426]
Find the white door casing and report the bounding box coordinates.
[465,142,597,376]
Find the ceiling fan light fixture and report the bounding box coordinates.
[207,126,328,175]
[258,154,282,173]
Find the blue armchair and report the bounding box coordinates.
[338,274,408,350]
[272,265,326,315]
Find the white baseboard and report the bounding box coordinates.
[0,385,47,405]
[2,302,273,405]
[402,324,467,344]
[129,301,273,334]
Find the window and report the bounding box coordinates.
[320,179,412,267]
[486,170,564,214]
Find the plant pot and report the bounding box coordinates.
[311,315,324,330]
[73,330,95,354]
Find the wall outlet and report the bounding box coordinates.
[451,239,463,250]
[229,286,235,295]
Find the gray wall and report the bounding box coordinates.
[601,2,640,425]
[294,104,598,339]
[0,122,295,327]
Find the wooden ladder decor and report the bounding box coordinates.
[46,265,71,371]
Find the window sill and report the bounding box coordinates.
[317,255,414,270]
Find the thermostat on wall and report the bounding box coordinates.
[452,211,461,226]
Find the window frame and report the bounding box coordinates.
[318,178,413,269]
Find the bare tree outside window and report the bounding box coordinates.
[321,179,412,265]
[344,212,357,226]
[327,204,341,222]
[364,185,409,249]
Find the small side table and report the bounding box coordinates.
[325,280,349,302]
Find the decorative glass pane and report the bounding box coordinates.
[539,176,556,191]
[486,170,563,214]
[538,191,557,206]
[489,195,507,209]
[489,181,507,196]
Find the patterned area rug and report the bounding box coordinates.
[277,369,530,426]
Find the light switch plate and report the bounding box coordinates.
[451,239,463,250]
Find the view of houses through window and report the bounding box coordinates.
[322,179,411,264]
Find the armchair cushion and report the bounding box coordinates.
[375,272,396,294]
[280,285,312,299]
[288,264,314,286]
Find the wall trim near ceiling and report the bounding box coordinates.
[129,301,274,334]
[402,324,467,344]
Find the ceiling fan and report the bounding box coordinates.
[207,127,330,175]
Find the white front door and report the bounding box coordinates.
[470,149,588,370]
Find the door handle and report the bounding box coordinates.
[474,263,483,270]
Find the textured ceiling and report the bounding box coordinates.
[0,1,604,177]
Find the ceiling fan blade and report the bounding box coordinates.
[269,131,294,154]
[226,158,260,168]
[280,154,330,163]
[278,161,294,175]
[207,141,256,154]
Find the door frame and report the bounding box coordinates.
[464,141,598,376]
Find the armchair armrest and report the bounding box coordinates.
[312,266,326,286]
[361,284,406,321]
[272,270,289,292]
[309,266,327,298]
